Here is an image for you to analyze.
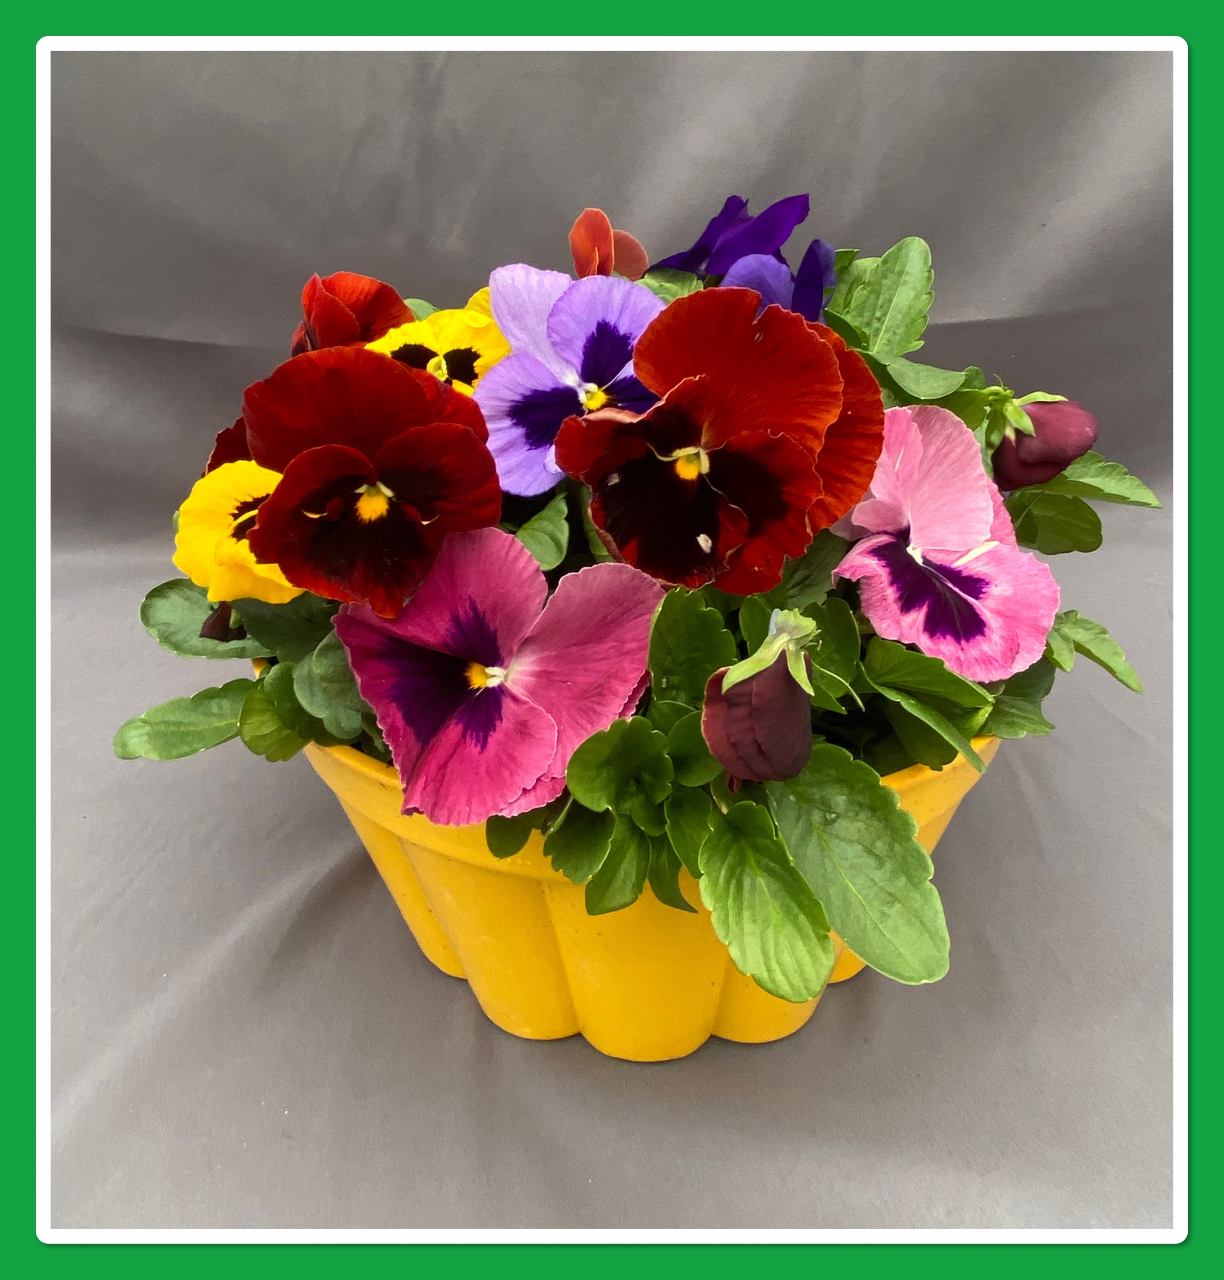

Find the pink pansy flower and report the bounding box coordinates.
[834,405,1060,684]
[335,527,663,826]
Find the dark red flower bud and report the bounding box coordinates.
[700,653,813,783]
[991,400,1099,489]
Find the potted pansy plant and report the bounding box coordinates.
[116,195,1159,1061]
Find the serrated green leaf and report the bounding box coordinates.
[648,587,738,707]
[699,801,834,1002]
[585,817,651,914]
[803,597,862,694]
[293,630,366,740]
[544,802,616,883]
[638,267,704,304]
[645,697,691,734]
[1045,611,1143,692]
[1006,490,1103,554]
[114,679,254,761]
[767,530,851,611]
[647,836,696,912]
[836,237,934,359]
[515,490,570,569]
[231,593,338,662]
[239,681,306,762]
[867,682,985,771]
[666,711,722,787]
[140,579,273,660]
[819,308,868,350]
[665,786,713,877]
[982,657,1058,739]
[862,638,992,708]
[485,813,534,858]
[566,717,674,823]
[767,744,949,984]
[1039,452,1161,508]
[404,297,437,319]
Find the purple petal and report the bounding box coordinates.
[719,254,795,311]
[790,238,837,321]
[475,352,581,496]
[706,194,810,276]
[488,264,574,380]
[604,372,657,415]
[654,195,750,272]
[700,654,813,782]
[508,562,664,782]
[545,276,665,388]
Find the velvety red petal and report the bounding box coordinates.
[632,288,844,453]
[611,229,649,281]
[707,430,822,595]
[805,322,886,531]
[249,443,444,618]
[570,208,615,277]
[371,424,502,533]
[320,271,413,340]
[298,273,362,351]
[413,367,490,442]
[205,417,253,473]
[244,347,441,473]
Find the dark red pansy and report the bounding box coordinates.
[205,418,253,473]
[242,348,501,618]
[290,271,414,356]
[701,654,814,783]
[554,287,845,593]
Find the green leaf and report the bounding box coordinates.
[867,682,986,771]
[819,309,868,350]
[767,744,949,984]
[1006,490,1103,554]
[875,356,969,400]
[292,630,366,740]
[666,711,722,787]
[768,530,851,611]
[576,485,616,562]
[544,802,615,883]
[833,247,859,280]
[862,638,992,708]
[1039,452,1162,508]
[404,297,437,319]
[585,817,651,914]
[114,679,255,761]
[360,714,394,763]
[647,837,696,912]
[1045,611,1143,692]
[665,786,713,877]
[485,814,534,858]
[1014,391,1066,405]
[699,802,835,1002]
[721,609,817,695]
[638,267,704,304]
[566,717,674,834]
[803,597,862,693]
[738,595,772,654]
[982,657,1058,738]
[1003,400,1036,436]
[881,699,959,769]
[263,660,342,746]
[239,681,306,762]
[645,697,691,735]
[231,593,338,662]
[648,587,738,707]
[515,490,570,570]
[140,579,273,660]
[834,237,934,359]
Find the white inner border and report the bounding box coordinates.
[35,33,1190,1247]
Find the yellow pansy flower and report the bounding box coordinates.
[365,288,510,395]
[173,461,304,604]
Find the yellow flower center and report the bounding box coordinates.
[465,662,507,689]
[673,449,709,481]
[355,483,393,523]
[580,383,609,412]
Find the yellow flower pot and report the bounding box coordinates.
[303,736,1000,1061]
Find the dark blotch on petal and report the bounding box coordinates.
[443,347,480,386]
[870,535,988,642]
[391,343,437,370]
[454,683,506,750]
[700,654,813,783]
[385,640,472,748]
[579,320,635,388]
[442,597,505,667]
[511,384,584,451]
[604,373,657,415]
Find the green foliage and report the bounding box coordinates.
[1038,452,1161,508]
[982,658,1057,739]
[140,579,272,660]
[768,531,851,613]
[575,485,616,563]
[238,680,306,762]
[880,699,959,769]
[665,786,713,878]
[292,631,367,741]
[665,711,722,787]
[648,587,738,707]
[738,595,772,653]
[804,596,863,708]
[263,660,343,746]
[566,717,674,835]
[1005,490,1103,554]
[586,818,652,915]
[767,744,949,984]
[515,490,570,570]
[645,697,691,735]
[544,802,616,883]
[721,608,817,695]
[647,838,696,912]
[1045,611,1143,692]
[825,236,933,359]
[862,638,992,707]
[231,593,338,662]
[404,298,437,318]
[486,813,535,858]
[639,267,704,304]
[866,354,972,401]
[699,801,835,1002]
[114,679,255,761]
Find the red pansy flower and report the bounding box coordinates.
[205,418,252,473]
[569,208,649,282]
[290,271,414,356]
[242,347,501,618]
[555,287,878,594]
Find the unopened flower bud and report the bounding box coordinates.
[991,400,1099,488]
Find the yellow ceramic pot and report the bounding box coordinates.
[302,735,1000,1061]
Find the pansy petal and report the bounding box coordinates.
[509,562,664,775]
[900,405,995,551]
[546,276,665,388]
[318,271,414,341]
[476,352,583,496]
[611,229,649,281]
[570,207,615,277]
[206,418,253,473]
[294,274,361,353]
[790,239,837,321]
[706,193,810,275]
[654,195,750,273]
[488,264,575,380]
[371,425,501,534]
[719,254,794,310]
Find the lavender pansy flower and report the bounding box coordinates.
[654,193,811,276]
[474,266,665,496]
[721,238,838,322]
[335,527,664,826]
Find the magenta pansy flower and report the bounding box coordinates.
[334,527,664,826]
[835,405,1060,683]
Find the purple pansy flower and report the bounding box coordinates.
[834,406,1060,684]
[720,239,838,322]
[474,266,665,496]
[655,194,811,276]
[335,527,664,826]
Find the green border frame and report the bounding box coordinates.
[17,5,1211,1270]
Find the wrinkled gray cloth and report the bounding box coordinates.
[50,50,1175,1229]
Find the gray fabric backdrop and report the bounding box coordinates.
[50,50,1175,1229]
